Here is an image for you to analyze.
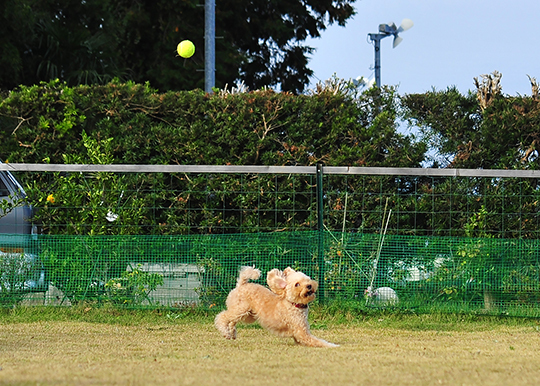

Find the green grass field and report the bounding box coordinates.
[1,306,540,385]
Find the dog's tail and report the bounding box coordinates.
[236,266,261,287]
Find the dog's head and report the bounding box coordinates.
[282,267,318,306]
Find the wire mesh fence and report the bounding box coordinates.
[14,166,319,235]
[1,164,540,316]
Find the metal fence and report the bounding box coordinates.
[1,164,540,316]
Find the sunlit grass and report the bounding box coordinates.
[1,305,540,385]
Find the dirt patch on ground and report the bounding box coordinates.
[1,320,539,385]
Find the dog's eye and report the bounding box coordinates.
[295,283,300,287]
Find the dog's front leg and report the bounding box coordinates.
[293,332,339,348]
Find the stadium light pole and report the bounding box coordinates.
[368,19,413,87]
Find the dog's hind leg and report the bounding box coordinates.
[215,308,255,340]
[215,310,237,340]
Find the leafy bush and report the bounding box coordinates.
[24,131,148,235]
[105,264,163,306]
[0,253,32,307]
[40,236,128,304]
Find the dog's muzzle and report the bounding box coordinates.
[305,284,315,297]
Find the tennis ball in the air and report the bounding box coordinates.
[177,40,195,58]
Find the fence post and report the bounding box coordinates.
[316,163,325,300]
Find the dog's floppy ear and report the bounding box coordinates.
[275,276,287,289]
[267,269,287,291]
[283,267,296,277]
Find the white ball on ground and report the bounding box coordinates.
[365,286,399,306]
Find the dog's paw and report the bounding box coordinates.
[325,342,339,348]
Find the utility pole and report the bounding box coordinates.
[204,0,215,92]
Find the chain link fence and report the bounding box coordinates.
[1,164,539,316]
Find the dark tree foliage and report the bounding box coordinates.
[402,86,540,170]
[402,87,483,168]
[0,0,356,93]
[479,96,540,169]
[0,0,37,88]
[221,0,355,92]
[0,0,124,89]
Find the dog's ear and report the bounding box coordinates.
[276,277,287,289]
[283,267,296,276]
[267,268,280,276]
[267,269,287,291]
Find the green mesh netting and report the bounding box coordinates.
[2,232,540,316]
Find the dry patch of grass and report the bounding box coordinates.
[1,311,540,385]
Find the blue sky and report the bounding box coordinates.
[306,0,540,96]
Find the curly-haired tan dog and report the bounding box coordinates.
[215,266,338,347]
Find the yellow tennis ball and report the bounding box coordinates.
[177,40,195,58]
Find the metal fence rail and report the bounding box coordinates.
[4,163,540,178]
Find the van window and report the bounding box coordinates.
[0,179,10,197]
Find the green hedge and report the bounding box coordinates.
[0,80,425,167]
